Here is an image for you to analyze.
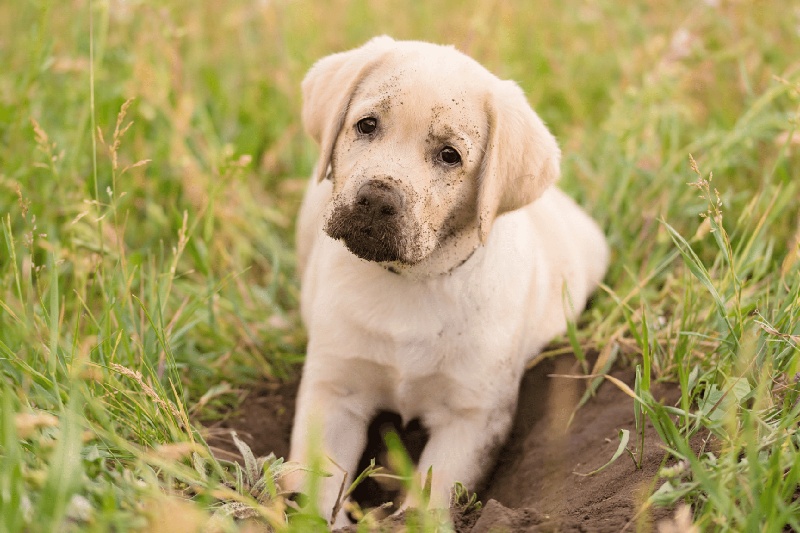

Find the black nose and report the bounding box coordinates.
[355,180,403,219]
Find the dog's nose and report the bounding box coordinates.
[355,180,403,219]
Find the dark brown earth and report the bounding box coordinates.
[204,355,681,532]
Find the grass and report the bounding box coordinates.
[0,0,799,531]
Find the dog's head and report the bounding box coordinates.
[303,36,560,270]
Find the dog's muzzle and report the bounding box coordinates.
[326,180,408,263]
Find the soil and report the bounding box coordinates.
[204,355,681,532]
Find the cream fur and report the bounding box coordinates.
[287,36,609,527]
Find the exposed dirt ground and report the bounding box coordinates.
[205,355,681,532]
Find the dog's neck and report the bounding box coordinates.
[379,225,482,279]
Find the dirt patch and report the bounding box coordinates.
[203,380,298,462]
[204,355,680,532]
[480,356,680,532]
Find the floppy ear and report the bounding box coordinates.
[478,80,561,242]
[302,36,395,183]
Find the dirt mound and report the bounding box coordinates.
[481,356,679,532]
[204,355,680,532]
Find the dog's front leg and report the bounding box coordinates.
[288,374,374,527]
[410,406,513,511]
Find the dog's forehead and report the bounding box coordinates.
[356,46,492,120]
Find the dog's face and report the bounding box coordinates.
[325,54,488,264]
[303,37,562,268]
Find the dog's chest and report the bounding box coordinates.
[339,273,484,362]
[304,238,533,418]
[345,278,517,412]
[307,241,530,362]
[391,370,466,422]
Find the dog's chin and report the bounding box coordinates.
[325,220,413,264]
[340,233,407,264]
[324,204,426,265]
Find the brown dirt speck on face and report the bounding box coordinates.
[206,354,679,532]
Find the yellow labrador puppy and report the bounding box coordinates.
[289,36,608,526]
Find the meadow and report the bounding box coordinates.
[1,0,799,531]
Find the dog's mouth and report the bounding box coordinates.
[325,204,408,264]
[338,228,406,263]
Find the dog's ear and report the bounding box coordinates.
[302,36,395,183]
[478,80,561,242]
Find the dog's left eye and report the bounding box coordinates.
[439,147,461,166]
[356,117,378,135]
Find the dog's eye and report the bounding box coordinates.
[356,117,378,135]
[439,146,461,166]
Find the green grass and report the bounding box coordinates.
[1,0,799,531]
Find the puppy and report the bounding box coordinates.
[288,36,609,526]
